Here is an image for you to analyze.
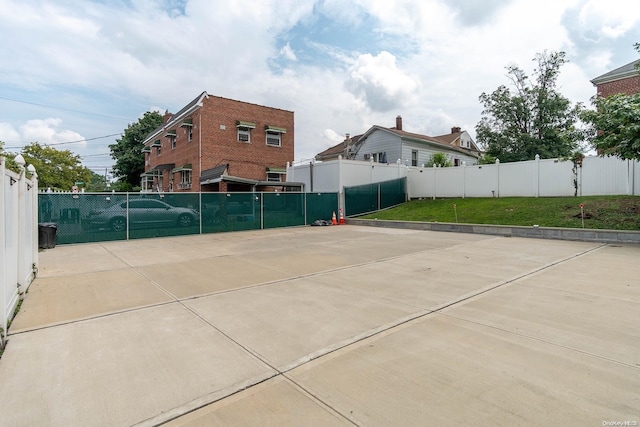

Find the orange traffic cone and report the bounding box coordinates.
[339,209,345,224]
[331,211,337,225]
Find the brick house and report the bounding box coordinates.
[141,92,295,192]
[315,116,481,166]
[591,59,640,96]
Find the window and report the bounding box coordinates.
[237,121,256,143]
[371,152,385,163]
[238,127,251,142]
[411,150,418,167]
[265,125,286,147]
[267,172,282,182]
[187,127,193,142]
[266,130,281,147]
[151,139,162,156]
[179,170,192,189]
[165,130,177,149]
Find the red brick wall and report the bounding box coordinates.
[147,95,294,192]
[596,75,640,97]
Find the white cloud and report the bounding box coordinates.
[578,0,640,39]
[20,118,86,148]
[280,43,298,61]
[347,51,421,112]
[0,123,21,144]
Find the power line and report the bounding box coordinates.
[80,153,111,159]
[0,95,132,121]
[4,133,122,150]
[47,133,122,146]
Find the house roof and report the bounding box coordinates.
[591,59,640,85]
[200,163,228,184]
[143,91,209,146]
[315,134,363,159]
[432,131,462,145]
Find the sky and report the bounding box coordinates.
[1,0,639,177]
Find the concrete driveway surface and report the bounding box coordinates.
[0,225,638,426]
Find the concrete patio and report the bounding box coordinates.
[0,225,638,426]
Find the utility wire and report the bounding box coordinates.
[4,133,122,149]
[0,95,132,121]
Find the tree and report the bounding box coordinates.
[580,44,640,161]
[18,143,91,190]
[0,141,17,172]
[477,153,497,165]
[476,51,583,162]
[424,152,452,167]
[581,92,640,161]
[110,111,163,189]
[85,170,110,192]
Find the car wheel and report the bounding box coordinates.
[177,214,194,227]
[110,217,127,232]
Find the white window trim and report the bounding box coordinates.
[238,127,251,143]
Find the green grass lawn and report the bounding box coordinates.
[359,196,640,230]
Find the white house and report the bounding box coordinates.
[316,116,481,166]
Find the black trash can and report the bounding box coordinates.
[38,223,58,249]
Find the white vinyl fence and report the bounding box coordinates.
[1,156,38,347]
[407,155,639,199]
[287,157,407,193]
[289,155,639,199]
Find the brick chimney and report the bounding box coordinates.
[396,115,403,131]
[163,110,173,125]
[451,126,461,134]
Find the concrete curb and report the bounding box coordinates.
[345,218,640,245]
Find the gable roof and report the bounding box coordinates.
[591,59,640,86]
[200,163,228,184]
[432,130,462,145]
[315,134,363,160]
[143,91,209,146]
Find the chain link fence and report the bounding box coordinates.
[38,192,340,245]
[344,177,407,217]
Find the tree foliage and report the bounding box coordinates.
[85,170,110,192]
[110,111,163,189]
[579,43,640,161]
[18,143,91,190]
[424,152,452,167]
[476,51,583,162]
[581,92,640,161]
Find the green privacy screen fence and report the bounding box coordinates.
[344,177,407,217]
[38,192,339,245]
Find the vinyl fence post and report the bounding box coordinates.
[535,154,540,197]
[462,161,466,199]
